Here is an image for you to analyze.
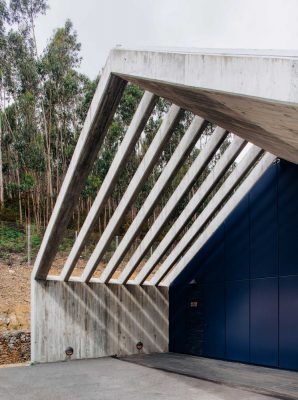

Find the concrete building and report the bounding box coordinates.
[31,49,298,374]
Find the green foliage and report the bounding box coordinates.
[0,0,224,259]
[78,75,99,121]
[0,224,25,253]
[4,30,39,95]
[0,5,99,228]
[58,235,74,253]
[82,175,101,199]
[117,84,143,125]
[0,0,9,37]
[20,173,34,191]
[41,19,81,80]
[9,0,48,26]
[0,223,76,256]
[31,230,41,248]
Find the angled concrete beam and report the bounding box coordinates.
[117,126,228,284]
[162,152,276,286]
[134,135,246,285]
[151,146,267,286]
[60,91,158,281]
[99,116,208,283]
[32,68,127,280]
[80,104,183,282]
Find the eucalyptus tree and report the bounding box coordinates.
[0,0,213,247]
[0,0,9,208]
[9,0,48,55]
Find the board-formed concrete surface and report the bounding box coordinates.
[0,356,279,400]
[31,281,168,363]
[121,353,298,400]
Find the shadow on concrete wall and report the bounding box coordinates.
[32,280,168,363]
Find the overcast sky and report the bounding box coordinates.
[35,0,298,79]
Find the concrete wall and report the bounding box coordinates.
[31,281,168,363]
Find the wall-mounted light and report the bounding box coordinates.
[65,346,74,360]
[136,341,143,353]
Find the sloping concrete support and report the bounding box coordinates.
[162,152,276,286]
[117,127,227,284]
[32,73,127,280]
[99,116,208,283]
[60,91,158,281]
[135,136,246,285]
[152,145,264,285]
[81,104,183,282]
[31,280,168,363]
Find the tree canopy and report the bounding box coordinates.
[0,1,222,252]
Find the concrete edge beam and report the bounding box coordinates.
[108,48,298,104]
[107,49,298,165]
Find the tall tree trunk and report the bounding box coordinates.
[0,113,4,207]
[16,168,23,224]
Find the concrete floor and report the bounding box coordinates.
[122,353,298,400]
[0,356,283,400]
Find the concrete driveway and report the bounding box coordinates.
[0,357,279,400]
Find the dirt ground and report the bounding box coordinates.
[0,254,149,332]
[0,255,95,332]
[0,258,31,332]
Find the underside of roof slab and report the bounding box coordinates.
[110,48,298,164]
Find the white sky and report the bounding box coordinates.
[35,0,298,79]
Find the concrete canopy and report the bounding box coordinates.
[31,47,298,285]
[110,48,298,164]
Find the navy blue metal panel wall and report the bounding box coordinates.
[225,195,250,281]
[250,278,278,366]
[250,166,278,278]
[226,280,250,362]
[279,276,298,370]
[278,162,298,276]
[202,283,225,358]
[169,160,298,371]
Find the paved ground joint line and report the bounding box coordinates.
[119,353,298,400]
